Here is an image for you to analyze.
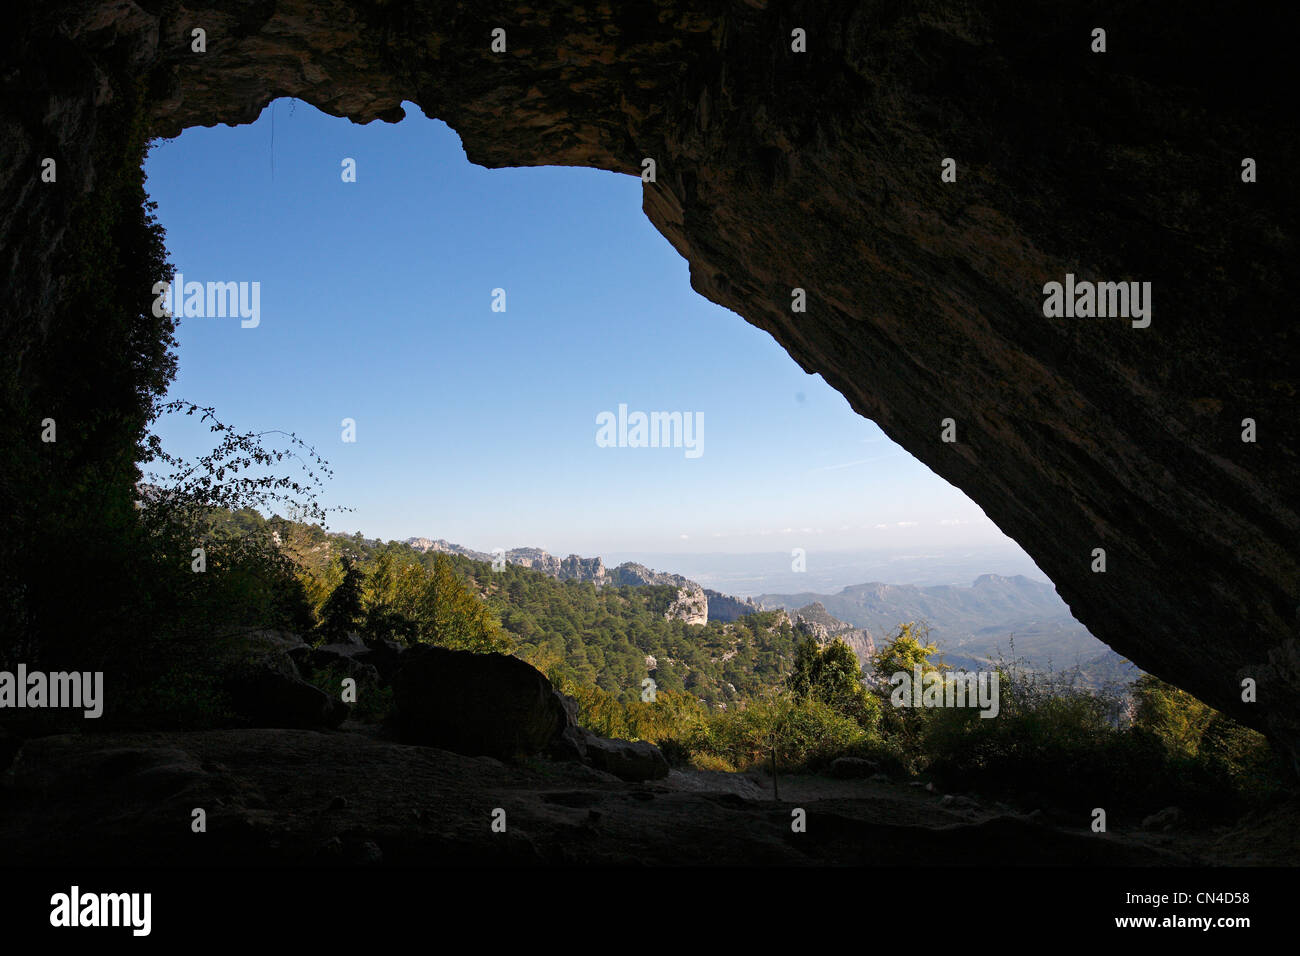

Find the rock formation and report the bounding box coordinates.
[705,589,760,623]
[405,539,608,584]
[663,585,709,626]
[224,640,349,731]
[792,602,876,667]
[2,2,1296,768]
[606,562,692,590]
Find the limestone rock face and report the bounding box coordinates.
[3,2,1297,767]
[793,603,876,665]
[607,563,693,590]
[664,586,709,626]
[405,539,610,584]
[705,590,760,623]
[518,551,607,585]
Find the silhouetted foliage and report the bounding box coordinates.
[1,116,178,673]
[317,554,365,641]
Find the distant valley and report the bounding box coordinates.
[757,575,1135,685]
[405,537,1136,687]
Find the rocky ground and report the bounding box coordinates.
[4,724,1291,867]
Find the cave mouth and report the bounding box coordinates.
[143,97,1072,615]
[3,0,1296,792]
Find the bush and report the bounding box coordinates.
[897,650,1286,816]
[693,696,871,774]
[689,752,737,773]
[303,661,393,724]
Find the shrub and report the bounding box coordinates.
[689,752,737,773]
[303,662,393,724]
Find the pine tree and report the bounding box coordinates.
[318,554,365,641]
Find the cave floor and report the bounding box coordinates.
[1,726,1292,867]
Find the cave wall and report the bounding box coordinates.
[3,2,1297,765]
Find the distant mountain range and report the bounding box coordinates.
[757,574,1135,683]
[406,537,1134,685]
[601,545,1055,596]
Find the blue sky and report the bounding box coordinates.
[143,99,1017,560]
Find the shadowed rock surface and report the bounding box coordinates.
[1,2,1296,765]
[7,728,1273,866]
[582,732,671,782]
[392,645,566,759]
[225,649,349,731]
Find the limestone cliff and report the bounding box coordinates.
[664,585,709,627]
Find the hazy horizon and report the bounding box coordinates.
[353,528,1053,596]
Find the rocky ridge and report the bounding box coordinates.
[405,540,725,626]
[791,602,877,666]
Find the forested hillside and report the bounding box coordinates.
[221,508,807,709]
[145,500,1285,811]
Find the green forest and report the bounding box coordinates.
[209,505,810,706]
[143,499,1286,820]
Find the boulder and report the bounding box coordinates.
[391,645,565,759]
[244,629,309,652]
[828,756,881,779]
[547,724,588,763]
[313,642,369,662]
[582,733,670,782]
[307,644,381,687]
[285,644,313,671]
[226,653,347,730]
[335,659,382,688]
[1141,806,1184,832]
[361,637,408,682]
[545,691,588,762]
[554,690,580,727]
